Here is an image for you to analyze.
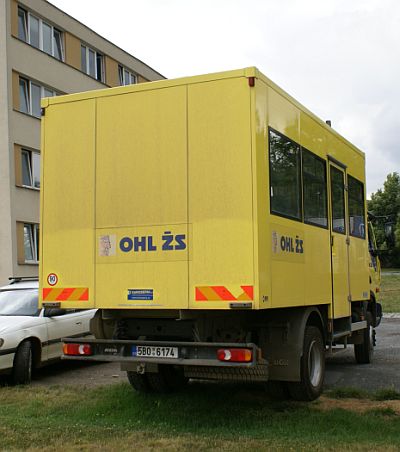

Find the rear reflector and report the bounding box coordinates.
[217,348,252,363]
[63,343,92,356]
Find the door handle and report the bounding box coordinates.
[76,321,82,325]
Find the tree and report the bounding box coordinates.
[368,172,400,267]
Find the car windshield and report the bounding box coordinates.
[0,289,39,316]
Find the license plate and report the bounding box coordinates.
[132,345,179,359]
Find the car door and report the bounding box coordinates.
[44,309,93,360]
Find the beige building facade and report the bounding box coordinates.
[0,0,164,285]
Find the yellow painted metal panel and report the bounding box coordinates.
[187,77,255,309]
[96,262,188,310]
[253,80,271,307]
[270,219,305,307]
[95,87,187,228]
[39,100,96,308]
[95,86,188,309]
[268,87,300,144]
[39,67,372,315]
[303,225,331,306]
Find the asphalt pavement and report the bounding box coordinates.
[324,317,400,392]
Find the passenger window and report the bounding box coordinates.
[302,149,327,227]
[330,166,346,234]
[269,128,301,220]
[348,175,365,238]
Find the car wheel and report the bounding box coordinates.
[287,326,325,401]
[12,341,33,385]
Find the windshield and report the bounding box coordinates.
[0,289,40,316]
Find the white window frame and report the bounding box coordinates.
[21,149,40,190]
[19,77,56,118]
[118,65,137,85]
[18,7,64,61]
[81,44,104,82]
[23,223,39,264]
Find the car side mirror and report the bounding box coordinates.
[44,307,67,317]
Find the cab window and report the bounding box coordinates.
[348,175,365,238]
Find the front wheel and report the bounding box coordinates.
[354,325,374,364]
[12,341,33,385]
[288,326,325,401]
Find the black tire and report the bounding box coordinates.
[147,365,188,393]
[288,326,325,401]
[12,341,33,385]
[354,325,374,364]
[127,371,150,393]
[127,366,188,393]
[265,380,290,400]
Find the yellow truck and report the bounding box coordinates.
[39,67,382,400]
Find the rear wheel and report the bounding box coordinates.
[12,341,33,385]
[354,325,374,364]
[147,365,188,393]
[127,372,150,392]
[127,366,188,393]
[265,380,290,400]
[288,326,325,401]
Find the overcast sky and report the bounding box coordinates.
[50,0,400,196]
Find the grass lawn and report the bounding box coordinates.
[1,382,399,451]
[380,271,400,313]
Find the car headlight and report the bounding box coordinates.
[0,338,4,348]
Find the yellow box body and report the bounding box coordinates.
[40,68,370,319]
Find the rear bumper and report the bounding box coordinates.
[62,338,260,368]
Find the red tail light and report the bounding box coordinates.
[217,348,252,363]
[63,343,92,356]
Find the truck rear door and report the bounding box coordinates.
[94,86,189,310]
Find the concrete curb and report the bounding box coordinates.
[383,313,400,318]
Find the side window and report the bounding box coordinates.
[21,149,40,189]
[23,223,39,263]
[18,7,28,41]
[302,149,328,227]
[330,166,346,234]
[81,44,104,82]
[348,175,365,238]
[269,128,301,220]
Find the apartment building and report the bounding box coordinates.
[0,0,164,285]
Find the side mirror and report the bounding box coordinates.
[44,307,67,317]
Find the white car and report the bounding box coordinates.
[0,277,95,384]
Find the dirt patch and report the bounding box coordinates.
[316,396,400,414]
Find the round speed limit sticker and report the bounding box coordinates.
[47,273,58,286]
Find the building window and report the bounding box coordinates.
[21,149,40,189]
[118,65,137,85]
[302,149,328,228]
[24,223,39,263]
[269,128,302,220]
[81,44,104,82]
[18,7,27,41]
[18,76,56,118]
[348,175,365,239]
[17,7,64,61]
